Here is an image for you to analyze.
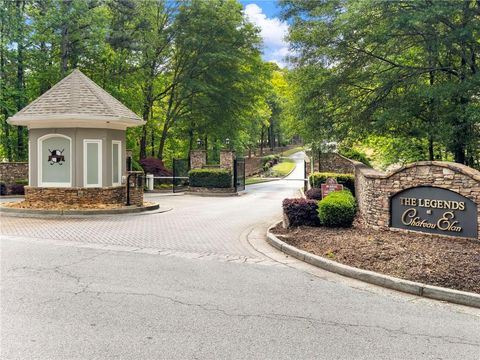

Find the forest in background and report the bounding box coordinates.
[1,0,479,171]
[0,0,293,169]
[282,0,480,170]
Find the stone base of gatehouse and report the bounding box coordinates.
[24,185,144,207]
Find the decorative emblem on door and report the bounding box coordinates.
[48,149,65,165]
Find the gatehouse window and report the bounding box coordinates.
[38,134,72,187]
[84,139,102,187]
[112,141,121,186]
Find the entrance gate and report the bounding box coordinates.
[234,158,245,192]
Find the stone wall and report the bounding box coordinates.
[354,161,480,239]
[245,157,262,177]
[190,150,207,169]
[24,184,144,207]
[128,186,144,206]
[220,150,235,171]
[25,186,127,205]
[319,153,355,174]
[0,162,28,183]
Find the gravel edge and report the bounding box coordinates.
[267,222,480,309]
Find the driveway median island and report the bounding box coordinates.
[0,200,159,216]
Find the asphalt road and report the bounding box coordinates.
[1,152,479,359]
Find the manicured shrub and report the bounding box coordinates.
[305,188,322,200]
[318,190,356,228]
[189,168,232,188]
[282,198,320,227]
[140,157,172,176]
[14,179,28,185]
[309,172,355,195]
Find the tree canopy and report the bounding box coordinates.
[0,0,294,166]
[282,0,480,169]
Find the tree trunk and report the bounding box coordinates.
[140,126,147,160]
[60,26,69,76]
[204,134,208,162]
[150,129,155,157]
[0,9,12,161]
[267,125,273,150]
[157,84,176,161]
[15,0,26,161]
[157,125,169,161]
[454,144,466,164]
[260,125,265,156]
[188,128,194,155]
[60,0,72,76]
[39,42,50,93]
[140,80,154,160]
[318,149,321,172]
[428,136,434,161]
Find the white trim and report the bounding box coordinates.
[37,134,72,187]
[112,140,122,186]
[8,115,144,129]
[83,139,102,188]
[28,139,31,186]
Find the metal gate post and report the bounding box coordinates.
[233,159,238,191]
[304,160,308,192]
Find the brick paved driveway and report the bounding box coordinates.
[0,153,305,261]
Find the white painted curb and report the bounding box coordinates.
[267,223,480,309]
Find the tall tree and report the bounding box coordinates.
[282,0,480,167]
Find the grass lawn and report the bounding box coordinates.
[246,157,297,185]
[281,146,304,157]
[270,158,296,177]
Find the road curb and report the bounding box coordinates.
[185,191,240,197]
[266,223,480,308]
[0,203,160,217]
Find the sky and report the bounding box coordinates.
[240,1,291,68]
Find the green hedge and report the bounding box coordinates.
[309,172,355,195]
[318,190,356,228]
[189,168,232,188]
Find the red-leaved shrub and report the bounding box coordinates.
[282,198,320,227]
[140,158,172,176]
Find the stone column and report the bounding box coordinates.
[220,150,235,171]
[190,150,207,169]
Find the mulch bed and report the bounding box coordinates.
[272,224,480,294]
[1,201,156,210]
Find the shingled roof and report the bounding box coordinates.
[8,69,144,129]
